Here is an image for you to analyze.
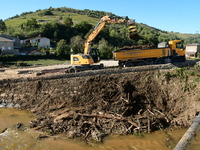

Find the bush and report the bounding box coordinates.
[38,10,54,16]
[197,53,200,58]
[0,54,60,62]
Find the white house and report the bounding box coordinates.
[185,44,200,58]
[22,35,50,48]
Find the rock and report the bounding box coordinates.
[0,128,7,134]
[6,103,14,108]
[0,103,6,108]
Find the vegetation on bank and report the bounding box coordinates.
[163,65,200,92]
[0,54,69,68]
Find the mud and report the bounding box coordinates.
[0,62,199,143]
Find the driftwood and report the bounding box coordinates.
[78,113,140,128]
[174,113,200,150]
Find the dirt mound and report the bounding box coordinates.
[0,66,199,142]
[119,43,156,50]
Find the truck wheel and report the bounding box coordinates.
[91,66,99,70]
[100,63,104,69]
[156,60,165,64]
[69,67,78,73]
[172,58,180,64]
[124,62,134,67]
[137,61,145,66]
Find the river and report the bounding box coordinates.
[1,108,200,150]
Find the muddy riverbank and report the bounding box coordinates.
[0,62,199,144]
[1,108,200,150]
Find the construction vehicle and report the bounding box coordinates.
[113,40,186,67]
[69,16,138,72]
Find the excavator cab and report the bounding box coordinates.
[71,48,100,65]
[89,48,101,63]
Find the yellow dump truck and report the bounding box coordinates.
[113,40,186,67]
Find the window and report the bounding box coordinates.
[176,42,183,49]
[82,55,90,59]
[73,57,79,61]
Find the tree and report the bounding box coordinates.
[0,19,6,31]
[21,18,40,31]
[56,39,70,58]
[109,29,119,38]
[98,38,113,59]
[64,17,73,27]
[74,21,93,37]
[38,9,54,16]
[70,35,84,54]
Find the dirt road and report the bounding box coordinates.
[0,60,118,80]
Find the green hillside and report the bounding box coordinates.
[5,10,100,28]
[1,7,200,51]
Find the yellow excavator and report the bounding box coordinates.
[69,16,138,72]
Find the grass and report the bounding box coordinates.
[5,11,100,28]
[3,59,70,68]
[163,66,200,92]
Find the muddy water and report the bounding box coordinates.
[1,108,200,150]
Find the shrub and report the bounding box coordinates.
[197,53,200,58]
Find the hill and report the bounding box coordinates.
[1,7,200,55]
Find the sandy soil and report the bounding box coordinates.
[0,60,118,80]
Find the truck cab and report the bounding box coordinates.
[168,40,185,61]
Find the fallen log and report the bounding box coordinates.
[174,113,200,150]
[78,113,140,128]
[78,113,123,120]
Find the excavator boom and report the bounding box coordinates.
[84,16,127,55]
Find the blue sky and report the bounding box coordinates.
[1,0,200,34]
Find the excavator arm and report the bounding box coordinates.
[84,16,127,55]
[84,21,107,55]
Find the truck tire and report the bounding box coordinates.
[124,62,134,67]
[91,66,99,70]
[137,61,146,66]
[156,59,165,64]
[100,63,104,69]
[69,67,78,73]
[172,58,180,64]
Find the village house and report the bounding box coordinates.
[185,43,200,58]
[0,33,20,49]
[21,35,50,49]
[0,37,19,55]
[0,34,20,55]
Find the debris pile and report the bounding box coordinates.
[119,43,156,50]
[0,66,199,143]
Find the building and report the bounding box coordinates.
[0,37,19,55]
[185,44,200,58]
[21,35,50,49]
[28,50,45,55]
[0,34,20,49]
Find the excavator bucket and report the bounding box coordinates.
[127,19,140,40]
